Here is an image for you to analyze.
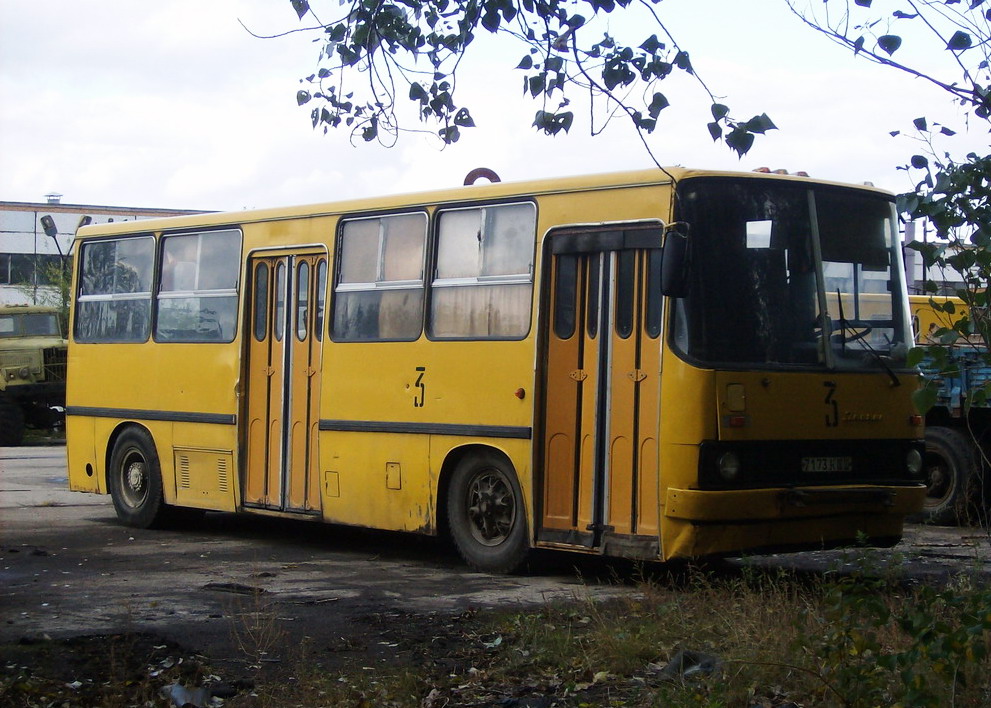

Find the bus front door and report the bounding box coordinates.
[539,226,663,556]
[243,251,327,515]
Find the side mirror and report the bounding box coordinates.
[661,225,689,297]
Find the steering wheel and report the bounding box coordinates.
[832,320,873,344]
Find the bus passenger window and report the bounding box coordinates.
[615,250,636,339]
[253,263,269,341]
[553,254,578,339]
[156,229,241,343]
[296,261,309,341]
[315,260,327,341]
[430,202,535,340]
[75,236,155,343]
[645,249,663,338]
[332,212,426,342]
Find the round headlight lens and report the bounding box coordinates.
[718,452,741,481]
[906,448,923,477]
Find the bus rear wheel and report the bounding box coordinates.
[108,427,169,529]
[447,452,528,574]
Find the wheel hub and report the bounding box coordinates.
[467,472,514,546]
[126,462,145,493]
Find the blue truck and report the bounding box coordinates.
[912,295,990,524]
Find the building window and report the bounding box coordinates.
[332,212,427,341]
[429,203,535,339]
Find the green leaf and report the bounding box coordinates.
[408,82,428,102]
[481,10,500,33]
[912,386,938,415]
[528,74,545,97]
[905,347,927,368]
[291,0,309,20]
[911,154,929,169]
[647,92,669,118]
[438,125,461,143]
[877,34,901,55]
[744,113,777,134]
[855,0,872,6]
[947,31,973,50]
[639,34,663,54]
[516,55,533,70]
[711,103,730,120]
[913,116,928,131]
[725,126,755,157]
[453,107,475,127]
[707,121,722,141]
[296,90,312,106]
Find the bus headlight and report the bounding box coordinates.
[717,452,741,481]
[906,448,923,477]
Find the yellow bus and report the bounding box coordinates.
[66,168,926,572]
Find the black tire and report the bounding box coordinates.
[108,427,169,528]
[922,426,978,525]
[0,401,25,446]
[447,451,529,574]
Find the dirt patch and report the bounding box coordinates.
[0,605,660,708]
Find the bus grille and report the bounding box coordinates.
[43,347,68,382]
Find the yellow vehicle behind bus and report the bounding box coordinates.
[66,168,926,572]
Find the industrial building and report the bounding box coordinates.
[0,195,204,306]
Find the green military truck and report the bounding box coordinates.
[0,305,68,446]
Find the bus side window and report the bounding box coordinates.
[332,213,426,342]
[156,230,242,343]
[430,202,536,340]
[75,236,155,343]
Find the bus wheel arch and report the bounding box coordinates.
[441,445,530,574]
[106,424,169,529]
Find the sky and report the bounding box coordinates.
[1,0,988,213]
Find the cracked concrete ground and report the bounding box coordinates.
[2,445,988,666]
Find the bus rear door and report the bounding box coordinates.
[243,249,327,514]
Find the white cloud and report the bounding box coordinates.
[1,0,988,212]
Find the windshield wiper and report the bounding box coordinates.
[835,290,900,387]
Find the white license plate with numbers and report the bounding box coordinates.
[801,456,853,473]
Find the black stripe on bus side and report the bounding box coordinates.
[65,406,236,426]
[319,419,532,439]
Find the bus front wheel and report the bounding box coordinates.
[447,452,529,574]
[108,427,169,529]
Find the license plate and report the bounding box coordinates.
[801,456,853,473]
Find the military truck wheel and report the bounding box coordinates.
[0,402,25,446]
[922,426,979,525]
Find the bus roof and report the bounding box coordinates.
[75,167,894,239]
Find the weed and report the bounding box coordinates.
[227,586,287,669]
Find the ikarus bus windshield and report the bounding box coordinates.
[672,178,911,372]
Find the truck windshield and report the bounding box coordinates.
[671,178,910,371]
[0,313,62,338]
